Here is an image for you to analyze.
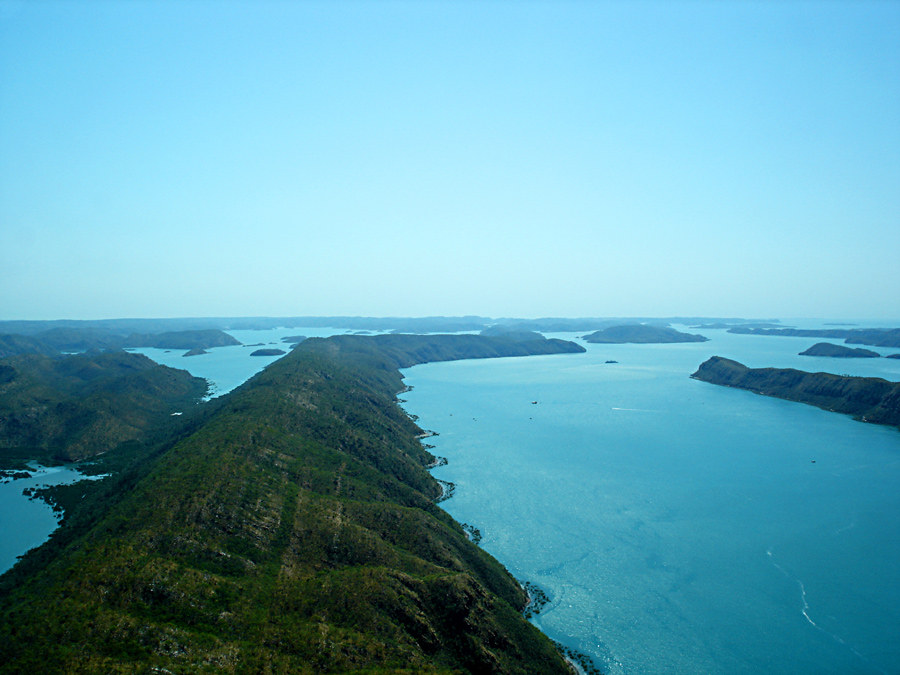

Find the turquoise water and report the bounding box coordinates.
[0,464,105,574]
[129,326,362,397]
[401,328,900,675]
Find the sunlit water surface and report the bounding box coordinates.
[400,327,900,675]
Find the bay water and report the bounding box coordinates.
[400,327,900,675]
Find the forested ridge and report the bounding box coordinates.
[0,335,581,674]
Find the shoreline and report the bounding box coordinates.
[416,422,602,674]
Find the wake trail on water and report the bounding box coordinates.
[765,549,886,674]
[832,519,857,536]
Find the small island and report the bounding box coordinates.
[799,343,880,358]
[583,324,708,344]
[250,348,286,356]
[182,347,209,357]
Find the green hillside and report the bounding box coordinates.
[0,351,209,466]
[0,335,580,674]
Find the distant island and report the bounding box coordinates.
[728,326,900,348]
[691,356,900,429]
[250,348,286,356]
[182,347,209,357]
[799,343,880,358]
[583,324,708,344]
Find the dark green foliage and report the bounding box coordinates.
[552,640,603,675]
[583,325,708,344]
[799,342,881,358]
[460,523,482,545]
[0,351,208,464]
[692,356,900,429]
[521,582,549,619]
[0,334,577,674]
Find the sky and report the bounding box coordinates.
[1,0,898,321]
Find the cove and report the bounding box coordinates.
[0,464,104,574]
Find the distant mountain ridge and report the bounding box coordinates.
[0,315,779,339]
[728,327,900,348]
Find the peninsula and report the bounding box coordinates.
[0,334,584,674]
[691,356,900,429]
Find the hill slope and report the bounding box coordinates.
[691,356,900,429]
[0,351,209,465]
[0,335,580,674]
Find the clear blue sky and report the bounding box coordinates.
[1,0,898,321]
